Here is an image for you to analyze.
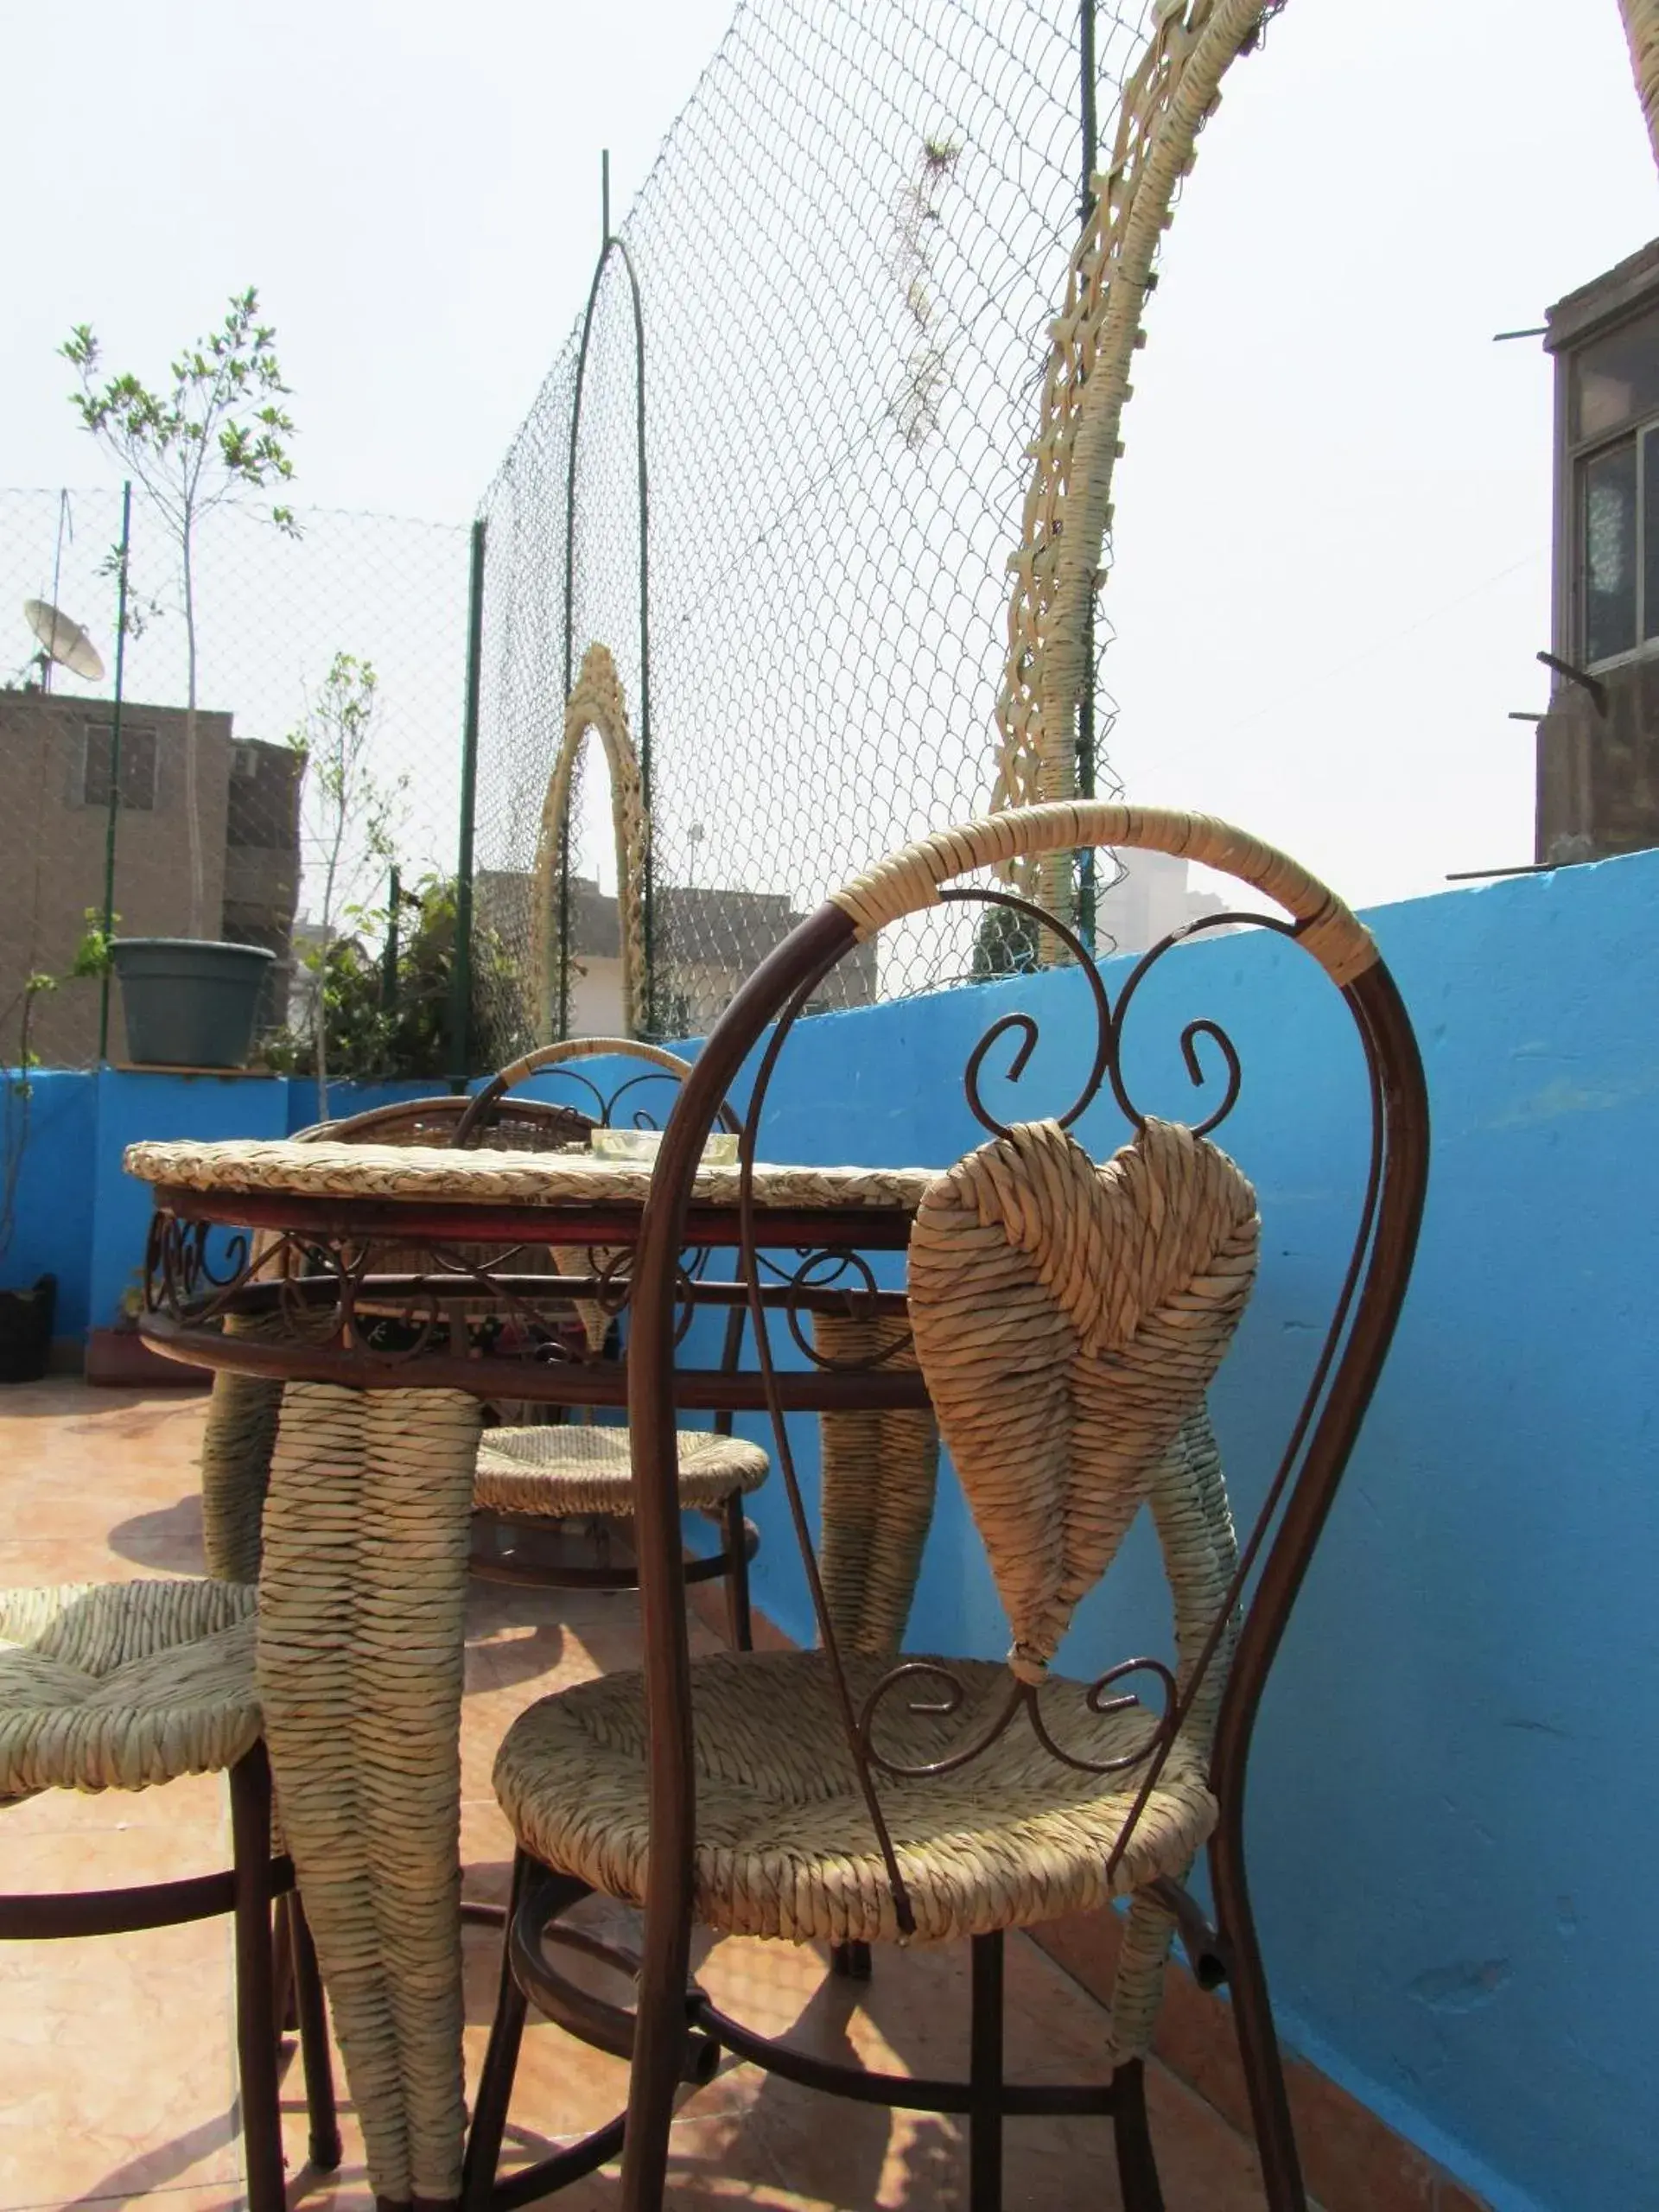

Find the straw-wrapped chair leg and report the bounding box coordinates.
[0,1577,340,2207]
[460,804,1427,2212]
[306,1038,770,1649]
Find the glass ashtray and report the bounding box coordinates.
[588,1127,740,1166]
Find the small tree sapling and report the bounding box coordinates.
[63,289,299,938]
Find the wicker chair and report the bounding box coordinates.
[301,1039,766,1648]
[0,1576,340,2209]
[461,805,1428,2212]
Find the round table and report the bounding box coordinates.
[127,1135,935,2209]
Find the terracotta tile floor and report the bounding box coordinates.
[0,1382,1274,2211]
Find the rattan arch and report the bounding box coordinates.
[1620,0,1659,165]
[993,0,1283,932]
[532,643,649,1038]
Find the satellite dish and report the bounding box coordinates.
[22,598,105,687]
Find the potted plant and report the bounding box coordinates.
[0,918,112,1382]
[263,873,517,1094]
[62,289,298,1067]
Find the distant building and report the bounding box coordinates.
[475,871,877,1041]
[1538,238,1659,862]
[0,690,302,1065]
[1095,849,1226,957]
[223,731,305,1031]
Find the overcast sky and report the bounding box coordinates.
[0,0,735,518]
[1,0,1654,909]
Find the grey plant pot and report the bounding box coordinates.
[111,938,275,1070]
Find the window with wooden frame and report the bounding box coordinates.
[1571,302,1659,667]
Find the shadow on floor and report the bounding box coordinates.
[105,1493,207,1573]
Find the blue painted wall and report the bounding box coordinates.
[89,1070,289,1331]
[282,1077,443,1134]
[6,1071,462,1338]
[686,850,1659,2212]
[0,1071,98,1338]
[7,853,1653,2209]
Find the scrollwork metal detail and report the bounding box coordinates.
[780,1249,913,1370]
[140,1204,749,1372]
[145,1213,261,1324]
[855,1653,1179,1785]
[1104,909,1297,1139]
[940,885,1114,1138]
[935,891,1297,1145]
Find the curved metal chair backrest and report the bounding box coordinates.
[451,1036,749,1373]
[279,1090,607,1366]
[451,1036,742,1147]
[306,1091,593,1152]
[621,798,1428,2036]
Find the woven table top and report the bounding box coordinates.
[124,1135,937,1213]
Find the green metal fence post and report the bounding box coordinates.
[381,862,401,1019]
[558,149,654,1040]
[96,480,132,1062]
[448,518,486,1090]
[632,226,654,1037]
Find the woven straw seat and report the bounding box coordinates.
[0,1579,260,1798]
[495,1648,1214,1946]
[474,1424,769,1519]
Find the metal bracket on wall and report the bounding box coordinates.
[1537,651,1609,719]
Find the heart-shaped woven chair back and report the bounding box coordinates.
[908,1116,1258,1694]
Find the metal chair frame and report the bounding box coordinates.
[0,1741,340,2207]
[461,810,1430,2212]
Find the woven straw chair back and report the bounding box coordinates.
[675,800,1408,1785]
[908,1115,1257,1718]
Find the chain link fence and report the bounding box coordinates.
[472,0,1163,1058]
[4,1,1254,1077]
[0,486,470,1071]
